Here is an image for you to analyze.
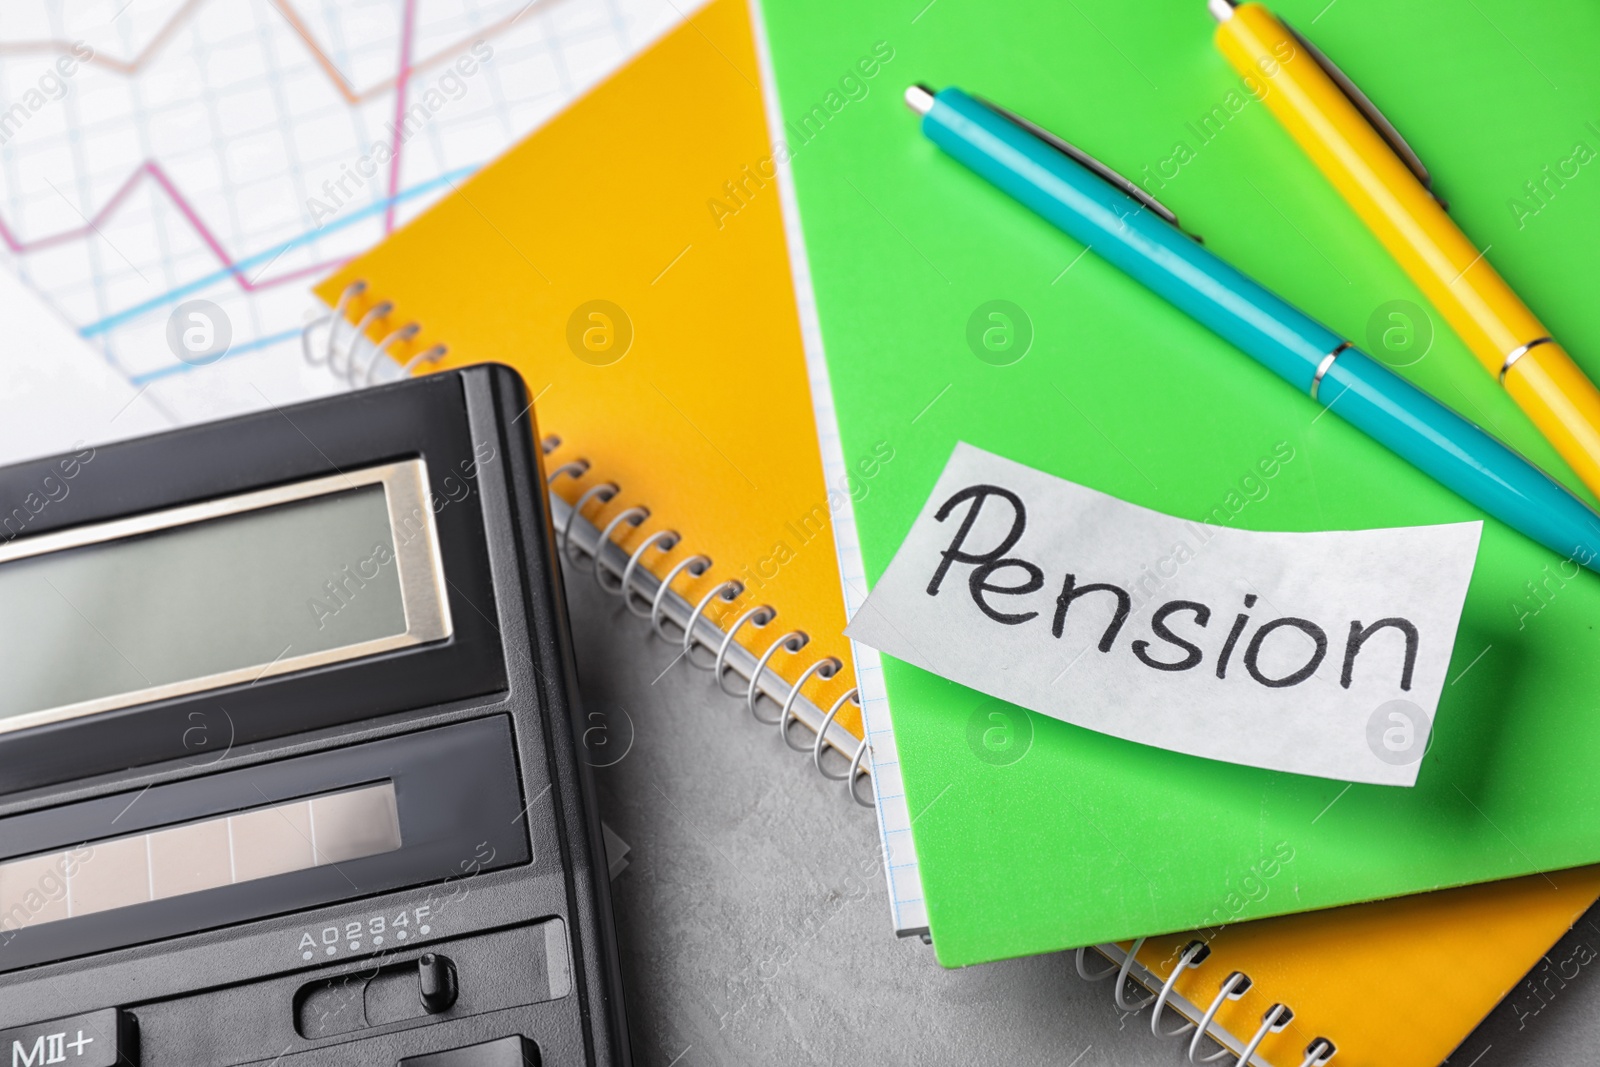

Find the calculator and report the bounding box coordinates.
[0,366,628,1066]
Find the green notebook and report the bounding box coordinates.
[758,0,1600,965]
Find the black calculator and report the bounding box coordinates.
[0,365,628,1066]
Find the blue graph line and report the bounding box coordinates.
[81,165,480,338]
[129,327,305,386]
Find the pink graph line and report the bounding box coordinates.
[385,0,419,234]
[0,0,430,298]
[0,158,350,294]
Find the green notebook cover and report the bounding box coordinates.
[757,0,1600,965]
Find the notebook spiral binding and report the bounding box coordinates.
[1076,942,1337,1067]
[302,283,874,805]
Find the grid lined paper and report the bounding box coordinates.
[0,0,685,424]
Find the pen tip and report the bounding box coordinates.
[1207,0,1236,21]
[905,84,935,116]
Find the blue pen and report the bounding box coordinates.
[907,84,1600,571]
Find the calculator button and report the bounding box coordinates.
[0,1008,133,1067]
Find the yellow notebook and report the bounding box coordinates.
[308,0,867,797]
[1083,867,1600,1065]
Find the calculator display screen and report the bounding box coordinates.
[0,461,451,734]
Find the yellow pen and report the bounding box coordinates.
[1210,0,1600,498]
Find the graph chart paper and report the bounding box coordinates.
[0,0,684,426]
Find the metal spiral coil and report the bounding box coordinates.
[547,455,872,806]
[1078,942,1336,1067]
[300,280,445,386]
[301,291,875,807]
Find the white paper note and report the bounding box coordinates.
[846,443,1482,786]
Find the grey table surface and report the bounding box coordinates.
[561,567,1600,1067]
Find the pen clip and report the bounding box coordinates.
[975,96,1203,242]
[1281,20,1447,208]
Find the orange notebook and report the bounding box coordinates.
[1079,868,1600,1065]
[308,0,867,797]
